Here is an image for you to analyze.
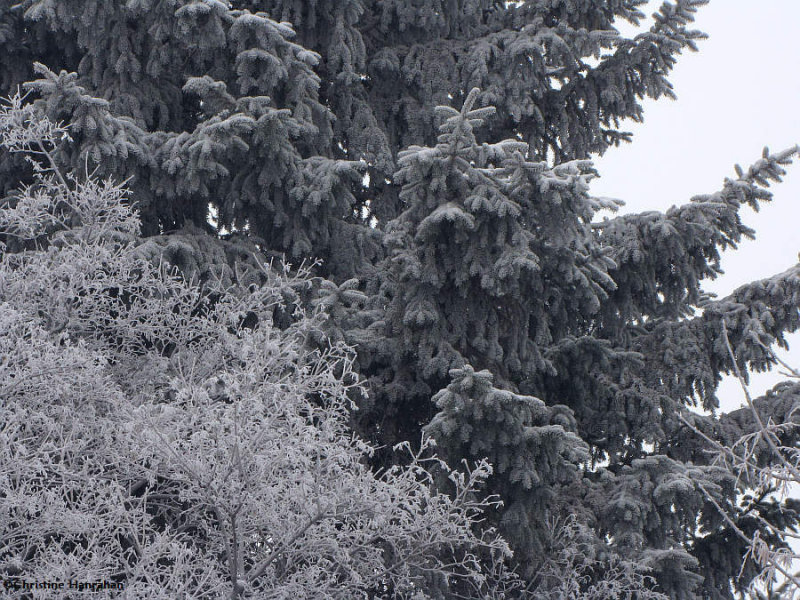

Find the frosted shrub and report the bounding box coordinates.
[0,95,510,599]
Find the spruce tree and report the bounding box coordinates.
[2,1,800,597]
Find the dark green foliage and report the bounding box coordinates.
[426,365,589,567]
[2,1,799,597]
[1,0,709,269]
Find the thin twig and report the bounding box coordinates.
[695,479,800,589]
[721,319,800,483]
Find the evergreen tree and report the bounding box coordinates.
[0,0,708,270]
[360,82,800,596]
[2,1,799,597]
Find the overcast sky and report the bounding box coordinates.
[590,0,800,413]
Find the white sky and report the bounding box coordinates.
[590,0,800,414]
